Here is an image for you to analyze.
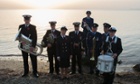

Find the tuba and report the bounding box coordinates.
[90,37,96,61]
[15,28,43,56]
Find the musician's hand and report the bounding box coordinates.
[83,22,87,27]
[100,50,104,55]
[47,43,52,48]
[113,53,117,59]
[30,47,35,52]
[57,57,60,61]
[21,41,26,45]
[74,43,79,47]
[81,47,85,51]
[70,55,73,59]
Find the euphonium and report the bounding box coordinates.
[90,37,96,61]
[15,28,43,56]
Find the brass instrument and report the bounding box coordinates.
[90,37,96,61]
[41,33,55,47]
[83,22,92,32]
[15,28,43,56]
[47,33,55,44]
[81,41,86,58]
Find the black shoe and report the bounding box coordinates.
[59,76,64,80]
[64,77,69,80]
[70,72,76,75]
[88,71,94,74]
[22,73,28,77]
[56,72,60,75]
[49,72,53,75]
[95,73,99,77]
[79,72,83,75]
[33,73,39,78]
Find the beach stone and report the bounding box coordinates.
[133,64,140,72]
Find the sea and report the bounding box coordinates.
[0,9,140,72]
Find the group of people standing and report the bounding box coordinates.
[18,11,123,84]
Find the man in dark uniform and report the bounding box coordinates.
[56,26,72,78]
[101,27,123,84]
[102,23,111,41]
[41,21,60,75]
[101,23,111,50]
[81,11,94,34]
[69,22,84,74]
[86,23,102,74]
[81,11,94,58]
[18,15,39,77]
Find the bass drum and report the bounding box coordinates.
[97,55,114,73]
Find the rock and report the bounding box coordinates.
[133,64,140,71]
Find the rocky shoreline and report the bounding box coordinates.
[0,68,140,84]
[0,57,140,84]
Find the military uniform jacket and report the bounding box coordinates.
[101,33,110,50]
[42,29,60,50]
[69,31,84,52]
[102,33,109,42]
[87,32,102,51]
[81,17,94,32]
[103,36,123,56]
[18,24,37,48]
[56,36,72,57]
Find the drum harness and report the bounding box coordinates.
[104,36,118,73]
[105,36,117,55]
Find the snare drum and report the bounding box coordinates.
[97,55,114,73]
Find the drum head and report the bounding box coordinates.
[98,55,114,61]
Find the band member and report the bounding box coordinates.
[56,26,72,79]
[101,27,123,84]
[69,22,84,75]
[102,23,111,41]
[18,15,39,77]
[81,11,94,58]
[81,11,94,34]
[86,23,102,74]
[101,23,111,50]
[41,21,60,75]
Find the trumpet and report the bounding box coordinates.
[90,37,96,61]
[15,28,43,56]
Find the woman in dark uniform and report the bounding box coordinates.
[56,26,72,79]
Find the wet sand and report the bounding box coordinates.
[0,56,140,84]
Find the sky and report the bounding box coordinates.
[0,0,140,10]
